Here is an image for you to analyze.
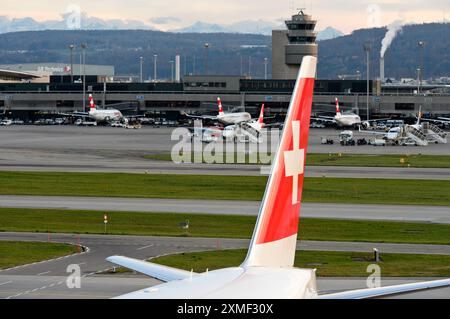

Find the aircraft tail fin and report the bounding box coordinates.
[335,98,341,116]
[217,97,224,116]
[88,94,96,110]
[258,104,265,125]
[242,56,317,268]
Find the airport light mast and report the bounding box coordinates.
[204,43,210,75]
[81,43,87,112]
[170,60,174,82]
[418,41,425,93]
[153,54,158,82]
[140,56,144,83]
[69,44,75,83]
[264,57,268,80]
[363,42,371,121]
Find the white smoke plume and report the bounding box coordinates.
[380,20,403,58]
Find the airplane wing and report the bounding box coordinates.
[183,113,218,121]
[422,118,450,125]
[106,256,194,282]
[359,127,388,136]
[59,112,91,118]
[319,278,450,299]
[311,117,335,123]
[365,118,391,123]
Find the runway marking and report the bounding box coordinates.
[37,271,51,276]
[0,281,12,286]
[136,244,154,251]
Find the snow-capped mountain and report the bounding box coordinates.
[316,27,345,41]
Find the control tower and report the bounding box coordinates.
[272,10,318,80]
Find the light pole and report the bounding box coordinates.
[418,41,425,92]
[204,43,210,75]
[69,44,75,83]
[264,57,268,80]
[170,60,174,82]
[193,55,196,75]
[153,54,158,82]
[80,43,87,111]
[140,56,144,83]
[417,68,421,94]
[248,56,252,77]
[363,42,371,121]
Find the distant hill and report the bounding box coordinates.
[0,23,448,79]
[0,30,271,78]
[317,23,450,79]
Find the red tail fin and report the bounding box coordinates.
[89,94,96,110]
[217,97,224,115]
[258,104,265,125]
[335,98,341,115]
[243,56,317,268]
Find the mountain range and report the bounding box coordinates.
[0,15,343,40]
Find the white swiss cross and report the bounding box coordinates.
[284,121,305,205]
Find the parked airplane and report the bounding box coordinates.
[63,94,142,125]
[361,107,447,145]
[185,97,252,126]
[312,98,362,127]
[81,94,126,123]
[107,56,450,299]
[222,104,266,143]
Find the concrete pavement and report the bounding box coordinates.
[2,196,450,224]
[1,232,449,299]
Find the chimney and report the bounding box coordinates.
[380,56,385,83]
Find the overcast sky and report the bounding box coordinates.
[1,0,449,33]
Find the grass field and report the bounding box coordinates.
[152,249,450,277]
[0,172,450,206]
[146,153,450,169]
[0,241,79,270]
[1,208,450,245]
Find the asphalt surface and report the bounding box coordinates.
[1,232,449,299]
[2,195,450,224]
[0,126,449,177]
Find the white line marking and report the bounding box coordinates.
[0,281,12,286]
[37,271,51,276]
[136,244,154,251]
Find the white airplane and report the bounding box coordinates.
[107,56,450,299]
[75,94,127,123]
[222,104,265,142]
[362,107,447,145]
[186,97,252,126]
[312,98,362,127]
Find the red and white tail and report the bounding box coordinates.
[217,97,224,116]
[88,94,96,110]
[335,98,341,116]
[258,104,265,125]
[243,56,317,268]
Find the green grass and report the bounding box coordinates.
[152,249,450,277]
[0,241,79,270]
[307,154,450,168]
[1,208,450,245]
[0,171,450,205]
[146,153,450,169]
